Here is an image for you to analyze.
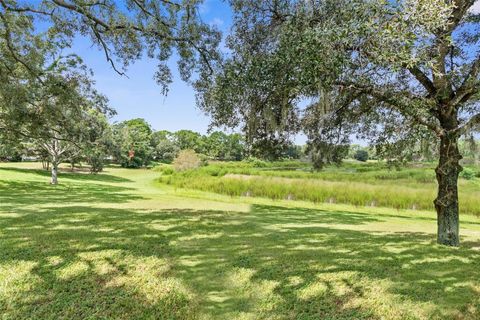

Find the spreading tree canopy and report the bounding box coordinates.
[0,0,221,92]
[1,0,221,179]
[197,0,480,246]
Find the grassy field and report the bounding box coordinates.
[1,162,480,319]
[158,161,480,215]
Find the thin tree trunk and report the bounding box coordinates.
[51,161,59,185]
[434,133,462,246]
[51,139,59,185]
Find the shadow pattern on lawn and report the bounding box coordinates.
[0,166,132,183]
[1,200,479,319]
[0,180,141,210]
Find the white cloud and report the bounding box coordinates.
[199,1,210,14]
[210,17,224,27]
[470,1,480,14]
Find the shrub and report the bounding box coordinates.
[154,164,175,175]
[88,156,104,174]
[173,149,201,171]
[86,150,105,174]
[121,156,144,168]
[354,150,369,162]
[245,157,268,167]
[460,168,476,180]
[197,153,209,166]
[203,165,225,176]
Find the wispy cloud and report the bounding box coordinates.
[199,0,210,14]
[210,17,224,27]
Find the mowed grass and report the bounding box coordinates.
[158,161,480,215]
[0,163,480,320]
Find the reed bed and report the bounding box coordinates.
[157,161,480,216]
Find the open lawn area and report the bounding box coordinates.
[1,162,480,320]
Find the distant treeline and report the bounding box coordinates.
[0,118,303,169]
[1,117,478,171]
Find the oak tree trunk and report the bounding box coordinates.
[434,133,462,246]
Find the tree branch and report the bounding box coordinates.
[337,81,444,136]
[456,113,480,135]
[408,66,436,96]
[451,53,480,106]
[0,11,44,82]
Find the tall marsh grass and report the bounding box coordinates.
[157,161,480,216]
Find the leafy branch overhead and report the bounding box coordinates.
[0,0,221,93]
[197,0,480,246]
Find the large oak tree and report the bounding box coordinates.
[197,0,480,246]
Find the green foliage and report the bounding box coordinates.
[248,136,298,161]
[459,137,479,165]
[284,144,304,159]
[354,150,369,162]
[3,54,112,184]
[0,0,220,94]
[86,149,104,174]
[245,157,268,168]
[460,168,476,180]
[309,142,349,170]
[202,131,246,160]
[0,135,23,162]
[196,0,480,244]
[150,131,179,164]
[225,133,245,161]
[202,131,227,159]
[173,130,204,153]
[152,138,179,164]
[153,164,175,175]
[83,111,114,174]
[125,119,152,137]
[112,119,153,168]
[150,130,246,162]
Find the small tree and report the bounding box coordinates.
[153,139,180,164]
[84,111,113,174]
[112,119,153,168]
[354,150,369,163]
[2,53,111,184]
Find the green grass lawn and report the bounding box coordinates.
[1,163,479,319]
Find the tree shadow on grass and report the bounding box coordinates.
[0,179,142,208]
[0,204,479,319]
[0,166,132,183]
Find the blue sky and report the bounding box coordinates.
[71,0,236,135]
[32,0,480,147]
